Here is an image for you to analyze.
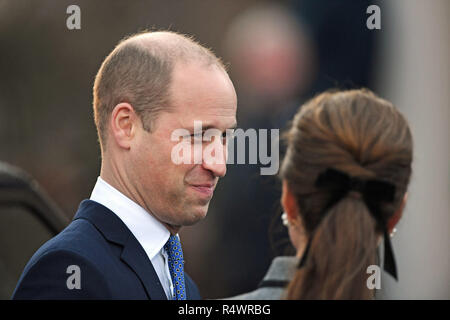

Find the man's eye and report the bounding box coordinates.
[190,133,200,137]
[221,132,229,142]
[190,133,203,140]
[224,131,235,140]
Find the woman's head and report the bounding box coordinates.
[280,89,413,299]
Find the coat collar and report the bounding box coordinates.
[73,199,167,300]
[262,256,299,282]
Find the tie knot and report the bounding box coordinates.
[164,235,184,261]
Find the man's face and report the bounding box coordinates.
[129,62,237,230]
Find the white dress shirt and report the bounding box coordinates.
[90,176,175,299]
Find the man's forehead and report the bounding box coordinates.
[168,70,236,126]
[176,114,237,131]
[153,98,236,132]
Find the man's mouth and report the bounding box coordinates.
[188,183,216,197]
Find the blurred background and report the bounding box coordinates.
[0,0,448,299]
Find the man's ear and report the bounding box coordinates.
[110,103,138,150]
[281,180,300,221]
[387,192,408,233]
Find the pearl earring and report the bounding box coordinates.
[281,212,289,227]
[390,227,397,238]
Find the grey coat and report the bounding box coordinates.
[225,256,299,300]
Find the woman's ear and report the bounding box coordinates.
[387,192,408,233]
[281,180,300,221]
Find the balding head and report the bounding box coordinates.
[93,31,226,153]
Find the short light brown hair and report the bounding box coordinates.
[93,30,225,152]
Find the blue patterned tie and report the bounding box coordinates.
[164,235,186,300]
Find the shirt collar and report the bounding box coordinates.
[90,176,170,260]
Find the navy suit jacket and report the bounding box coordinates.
[12,200,201,300]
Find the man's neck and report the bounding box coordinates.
[100,165,180,236]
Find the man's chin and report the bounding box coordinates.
[182,205,209,226]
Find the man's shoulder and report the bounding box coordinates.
[28,213,114,274]
[12,215,114,299]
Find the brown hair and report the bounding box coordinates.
[280,89,413,299]
[93,30,225,152]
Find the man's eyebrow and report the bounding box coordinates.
[204,123,237,132]
[186,123,237,132]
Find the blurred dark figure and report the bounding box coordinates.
[0,162,68,299]
[196,0,378,298]
[291,0,378,96]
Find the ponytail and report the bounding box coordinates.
[285,196,378,299]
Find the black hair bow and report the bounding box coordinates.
[298,168,398,280]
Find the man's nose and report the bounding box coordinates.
[201,146,227,178]
[202,159,227,178]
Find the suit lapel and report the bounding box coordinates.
[74,200,167,300]
[120,233,167,300]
